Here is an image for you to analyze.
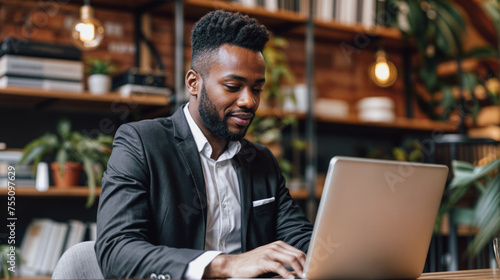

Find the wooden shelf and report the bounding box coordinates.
[0,87,170,114]
[10,277,51,280]
[316,114,459,133]
[0,187,102,197]
[0,87,169,105]
[256,108,459,133]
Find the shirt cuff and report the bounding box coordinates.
[184,251,222,279]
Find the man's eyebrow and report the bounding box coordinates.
[224,74,265,84]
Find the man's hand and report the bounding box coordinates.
[203,241,306,279]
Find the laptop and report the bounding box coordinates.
[302,156,448,279]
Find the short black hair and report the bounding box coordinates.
[191,10,270,76]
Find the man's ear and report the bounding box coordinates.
[185,69,200,97]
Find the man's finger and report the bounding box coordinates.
[268,261,295,279]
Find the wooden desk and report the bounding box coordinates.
[418,269,500,279]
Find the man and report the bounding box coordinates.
[95,10,312,279]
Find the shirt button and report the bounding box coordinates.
[219,239,223,246]
[222,203,226,208]
[216,163,220,168]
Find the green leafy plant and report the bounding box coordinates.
[0,245,20,279]
[247,115,305,181]
[368,138,425,162]
[387,0,467,120]
[263,36,296,106]
[444,158,500,256]
[85,57,116,75]
[19,118,113,207]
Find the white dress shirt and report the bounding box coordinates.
[183,104,242,279]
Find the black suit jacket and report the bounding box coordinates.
[95,106,313,279]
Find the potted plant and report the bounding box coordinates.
[19,118,113,207]
[444,157,500,256]
[85,57,116,95]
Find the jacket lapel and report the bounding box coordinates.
[172,106,207,249]
[234,140,254,252]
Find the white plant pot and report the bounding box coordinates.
[88,74,111,95]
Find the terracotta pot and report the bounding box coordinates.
[50,162,83,188]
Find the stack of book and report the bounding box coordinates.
[112,68,172,97]
[0,150,35,188]
[0,37,83,92]
[20,219,95,277]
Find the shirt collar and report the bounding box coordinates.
[183,103,241,160]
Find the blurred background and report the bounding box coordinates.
[0,0,499,278]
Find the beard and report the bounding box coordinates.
[198,84,253,142]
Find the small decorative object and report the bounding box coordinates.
[19,118,113,207]
[356,96,396,122]
[85,57,115,95]
[314,98,349,119]
[71,0,105,51]
[35,162,49,192]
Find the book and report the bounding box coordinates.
[0,150,36,188]
[265,0,278,11]
[20,219,52,277]
[362,0,377,27]
[89,222,97,241]
[0,76,83,92]
[0,177,36,187]
[0,54,83,81]
[241,0,256,7]
[0,36,81,61]
[316,0,334,21]
[116,84,172,97]
[63,220,87,253]
[38,222,58,275]
[47,223,69,274]
[338,0,357,25]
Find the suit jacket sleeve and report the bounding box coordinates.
[95,123,204,279]
[270,148,313,253]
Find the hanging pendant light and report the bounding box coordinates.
[369,49,398,87]
[71,0,104,51]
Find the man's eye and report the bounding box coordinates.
[224,85,240,92]
[252,89,263,94]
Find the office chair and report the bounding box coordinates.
[52,241,104,279]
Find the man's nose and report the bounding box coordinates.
[236,87,258,109]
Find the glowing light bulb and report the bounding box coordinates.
[369,50,397,87]
[71,5,104,51]
[374,60,390,83]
